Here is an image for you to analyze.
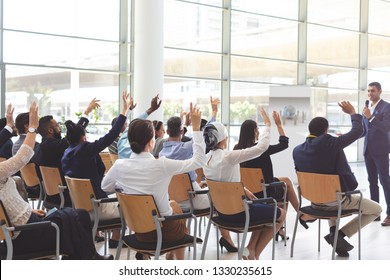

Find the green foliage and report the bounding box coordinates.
[230,101,257,123]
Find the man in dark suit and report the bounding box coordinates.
[35,98,100,209]
[293,101,382,257]
[362,82,390,226]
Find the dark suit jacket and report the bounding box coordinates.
[0,128,12,148]
[363,99,390,156]
[293,114,363,192]
[61,114,126,199]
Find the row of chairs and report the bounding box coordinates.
[0,161,362,260]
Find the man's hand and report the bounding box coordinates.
[338,101,356,115]
[6,103,15,128]
[146,94,162,115]
[84,97,101,115]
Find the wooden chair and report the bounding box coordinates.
[240,167,288,245]
[39,166,67,209]
[290,172,362,260]
[201,179,279,260]
[109,153,118,165]
[99,152,113,173]
[0,200,60,260]
[168,173,210,236]
[115,193,201,260]
[20,162,43,209]
[64,176,121,254]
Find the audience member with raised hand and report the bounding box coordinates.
[202,107,286,260]
[0,102,112,260]
[234,111,315,240]
[117,94,162,159]
[293,101,382,257]
[61,91,132,249]
[102,103,206,260]
[35,97,101,208]
[0,104,15,149]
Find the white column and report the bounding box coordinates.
[133,0,164,120]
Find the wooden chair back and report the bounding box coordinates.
[0,201,13,241]
[168,173,192,203]
[39,166,63,196]
[296,172,342,204]
[99,152,113,173]
[240,167,264,194]
[109,153,118,165]
[206,179,246,215]
[64,176,95,212]
[20,163,40,187]
[116,193,160,233]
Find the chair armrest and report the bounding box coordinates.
[188,190,209,195]
[249,197,277,205]
[13,221,55,231]
[265,181,285,188]
[161,212,194,221]
[58,185,67,190]
[343,190,362,196]
[91,196,118,204]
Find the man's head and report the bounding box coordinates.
[15,112,29,134]
[367,82,382,104]
[166,116,183,138]
[308,117,329,137]
[38,115,62,139]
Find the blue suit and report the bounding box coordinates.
[293,114,363,192]
[363,99,390,216]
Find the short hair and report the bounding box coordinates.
[15,112,29,134]
[308,117,329,137]
[38,115,54,137]
[111,117,118,127]
[64,120,85,145]
[128,119,154,154]
[166,116,182,138]
[368,81,382,91]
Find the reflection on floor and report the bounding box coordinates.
[97,162,390,260]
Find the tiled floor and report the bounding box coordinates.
[97,162,390,260]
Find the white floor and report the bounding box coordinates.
[97,162,390,260]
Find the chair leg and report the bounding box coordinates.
[200,217,213,260]
[290,211,300,258]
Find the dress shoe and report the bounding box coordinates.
[324,233,354,252]
[381,216,390,226]
[219,237,238,253]
[374,216,381,222]
[95,236,105,243]
[93,252,114,260]
[335,249,349,257]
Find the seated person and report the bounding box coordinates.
[0,102,112,260]
[61,92,132,248]
[35,98,100,209]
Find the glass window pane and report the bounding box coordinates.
[231,0,298,20]
[6,65,119,127]
[231,12,298,61]
[164,0,222,52]
[369,0,390,36]
[308,0,359,31]
[231,56,297,85]
[182,0,221,6]
[368,35,390,70]
[307,25,359,67]
[307,64,358,89]
[163,78,221,122]
[164,49,221,79]
[368,70,390,93]
[3,0,120,40]
[4,31,119,71]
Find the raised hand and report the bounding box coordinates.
[338,101,356,115]
[29,101,39,129]
[84,97,101,115]
[146,94,162,115]
[189,102,201,131]
[210,96,221,118]
[6,103,15,128]
[259,107,271,127]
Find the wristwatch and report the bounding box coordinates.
[27,127,37,133]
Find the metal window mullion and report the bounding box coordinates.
[119,0,129,110]
[0,0,5,116]
[221,0,231,130]
[297,0,307,86]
